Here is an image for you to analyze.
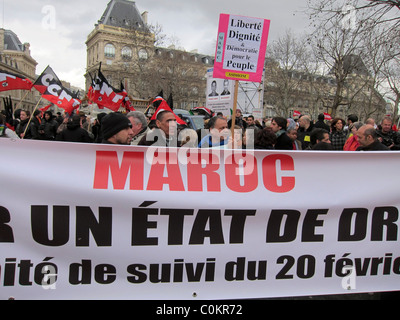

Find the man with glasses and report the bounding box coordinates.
[198,116,230,148]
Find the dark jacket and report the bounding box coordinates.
[297,123,314,150]
[376,129,400,150]
[314,120,330,131]
[330,130,347,151]
[16,119,38,139]
[228,117,247,130]
[356,140,390,151]
[56,117,92,143]
[39,118,59,140]
[275,131,294,150]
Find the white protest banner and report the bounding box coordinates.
[0,139,400,300]
[214,14,270,82]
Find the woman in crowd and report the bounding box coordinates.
[330,118,347,151]
[343,122,363,151]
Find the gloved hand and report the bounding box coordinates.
[3,96,13,124]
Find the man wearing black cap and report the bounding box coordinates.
[101,112,134,145]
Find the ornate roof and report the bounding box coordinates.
[98,0,149,32]
[3,29,24,51]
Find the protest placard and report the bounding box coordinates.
[214,14,270,83]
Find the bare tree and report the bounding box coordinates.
[382,55,400,122]
[306,0,388,117]
[308,0,400,35]
[265,30,313,117]
[307,0,400,118]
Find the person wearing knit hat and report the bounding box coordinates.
[101,112,134,145]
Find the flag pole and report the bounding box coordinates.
[22,96,43,139]
[13,90,30,115]
[230,80,239,140]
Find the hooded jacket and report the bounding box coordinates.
[56,115,92,143]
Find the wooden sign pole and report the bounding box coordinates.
[13,90,30,115]
[230,80,239,140]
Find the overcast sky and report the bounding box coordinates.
[3,0,311,89]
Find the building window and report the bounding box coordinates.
[138,48,148,60]
[122,47,132,60]
[105,43,116,58]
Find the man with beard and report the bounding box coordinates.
[101,112,134,145]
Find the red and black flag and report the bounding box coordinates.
[120,82,136,112]
[91,70,127,112]
[0,69,33,92]
[33,66,81,114]
[86,72,96,105]
[167,93,174,110]
[150,98,186,125]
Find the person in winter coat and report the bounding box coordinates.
[376,117,400,150]
[314,113,330,131]
[101,112,133,145]
[343,122,363,151]
[254,127,277,150]
[356,125,389,151]
[16,110,39,139]
[91,112,107,143]
[297,115,314,150]
[330,118,347,151]
[38,111,59,140]
[56,115,93,143]
[0,113,19,139]
[270,117,294,150]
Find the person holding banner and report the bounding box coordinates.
[139,111,178,147]
[254,127,277,150]
[0,113,19,139]
[356,125,389,151]
[310,128,333,151]
[198,116,230,148]
[127,111,149,146]
[56,115,93,143]
[101,112,134,145]
[270,117,293,150]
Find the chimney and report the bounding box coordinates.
[141,11,148,25]
[23,43,31,55]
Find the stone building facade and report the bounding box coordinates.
[86,0,387,121]
[0,28,39,113]
[85,0,214,112]
[264,55,387,122]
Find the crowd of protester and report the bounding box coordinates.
[1,106,399,301]
[1,105,400,152]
